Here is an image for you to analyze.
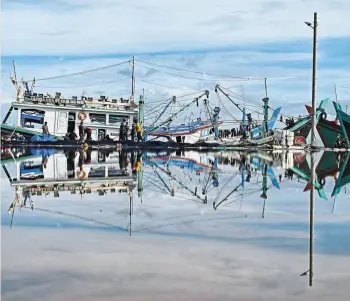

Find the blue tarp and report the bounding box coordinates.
[31,134,58,142]
[30,147,58,157]
[21,113,44,125]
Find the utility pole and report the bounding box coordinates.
[131,56,135,101]
[305,13,318,148]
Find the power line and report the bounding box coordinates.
[26,60,130,82]
[137,77,192,90]
[137,59,265,81]
[136,63,250,82]
[36,79,129,89]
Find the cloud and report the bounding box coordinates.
[1,0,349,128]
[2,0,350,56]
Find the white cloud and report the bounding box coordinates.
[2,0,350,55]
[1,0,349,127]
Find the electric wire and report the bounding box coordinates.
[26,60,130,82]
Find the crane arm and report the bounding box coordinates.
[144,90,209,136]
[215,84,244,114]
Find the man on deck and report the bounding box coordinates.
[136,120,143,142]
[42,122,49,135]
[119,120,125,141]
[131,122,135,141]
[79,121,85,142]
[68,131,78,140]
[84,127,92,141]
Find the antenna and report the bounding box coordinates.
[334,85,338,103]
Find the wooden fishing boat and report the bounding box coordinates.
[285,98,329,146]
[333,101,350,148]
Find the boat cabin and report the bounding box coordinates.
[11,93,139,141]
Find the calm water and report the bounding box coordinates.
[1,148,350,301]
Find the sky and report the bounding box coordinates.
[1,149,350,300]
[1,0,350,125]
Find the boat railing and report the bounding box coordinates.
[18,94,138,111]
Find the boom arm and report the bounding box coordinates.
[215,85,245,114]
[144,90,209,136]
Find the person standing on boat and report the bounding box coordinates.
[136,121,143,142]
[79,121,85,142]
[85,127,92,141]
[42,122,49,135]
[124,121,129,140]
[119,120,125,141]
[68,130,78,140]
[131,122,135,142]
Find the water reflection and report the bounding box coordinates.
[1,147,350,300]
[2,148,349,228]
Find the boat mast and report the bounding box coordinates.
[139,93,145,128]
[262,78,269,137]
[334,85,338,103]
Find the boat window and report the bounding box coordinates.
[20,109,45,129]
[88,167,106,178]
[109,114,126,124]
[89,113,106,124]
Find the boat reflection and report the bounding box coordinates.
[3,148,349,224]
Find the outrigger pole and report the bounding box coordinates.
[215,85,245,114]
[144,90,209,136]
[152,96,176,126]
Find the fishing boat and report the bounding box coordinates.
[207,85,283,146]
[333,101,350,148]
[143,91,223,144]
[314,100,348,149]
[317,117,344,149]
[1,77,138,142]
[284,98,329,146]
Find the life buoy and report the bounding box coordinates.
[320,112,327,121]
[77,169,87,180]
[78,112,87,121]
